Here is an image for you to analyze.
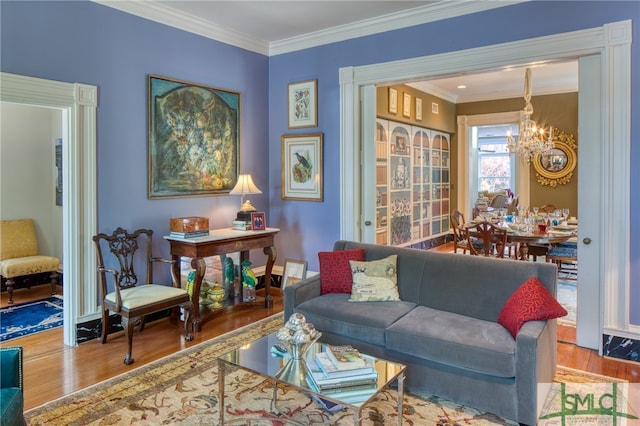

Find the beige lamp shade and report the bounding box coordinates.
[229,174,262,212]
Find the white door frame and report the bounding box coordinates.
[1,72,98,346]
[339,20,634,349]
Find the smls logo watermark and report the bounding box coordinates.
[539,382,639,425]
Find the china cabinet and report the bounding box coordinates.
[375,118,450,247]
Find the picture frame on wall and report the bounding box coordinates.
[251,212,266,230]
[288,79,317,128]
[403,93,411,118]
[416,98,423,121]
[148,74,240,199]
[388,87,397,114]
[281,258,307,291]
[281,133,323,201]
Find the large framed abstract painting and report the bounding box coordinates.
[148,75,240,199]
[281,133,323,201]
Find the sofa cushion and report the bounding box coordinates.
[295,293,416,346]
[348,255,400,302]
[386,306,516,378]
[498,276,567,338]
[318,249,365,294]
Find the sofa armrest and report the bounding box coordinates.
[515,319,557,425]
[0,347,23,390]
[283,274,321,320]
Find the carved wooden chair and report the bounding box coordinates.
[466,221,508,258]
[93,228,194,365]
[450,209,482,254]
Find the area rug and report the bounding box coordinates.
[25,313,627,426]
[557,278,576,326]
[0,296,63,342]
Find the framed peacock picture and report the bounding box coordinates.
[281,133,323,201]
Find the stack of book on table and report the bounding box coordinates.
[231,220,251,231]
[168,230,210,238]
[306,345,378,404]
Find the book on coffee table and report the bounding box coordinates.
[325,344,367,370]
[314,352,374,378]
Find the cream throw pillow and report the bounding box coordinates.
[348,254,400,302]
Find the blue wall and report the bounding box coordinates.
[2,1,638,323]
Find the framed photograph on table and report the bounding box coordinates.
[281,259,307,291]
[288,79,317,128]
[148,74,239,199]
[251,212,266,230]
[281,133,323,201]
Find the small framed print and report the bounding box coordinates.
[416,98,423,121]
[251,212,266,230]
[288,79,317,128]
[388,88,398,114]
[281,258,307,291]
[403,93,411,118]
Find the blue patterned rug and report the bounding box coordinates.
[0,296,63,342]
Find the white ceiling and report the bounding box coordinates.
[96,0,577,102]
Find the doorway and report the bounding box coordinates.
[0,72,98,347]
[340,21,632,352]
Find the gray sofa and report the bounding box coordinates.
[284,240,559,425]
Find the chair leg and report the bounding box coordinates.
[122,316,136,365]
[182,301,195,341]
[101,308,109,343]
[6,278,15,304]
[50,271,59,296]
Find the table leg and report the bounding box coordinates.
[190,257,207,332]
[397,372,405,426]
[263,245,277,308]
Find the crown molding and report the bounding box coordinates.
[93,0,525,57]
[270,1,525,56]
[92,0,270,55]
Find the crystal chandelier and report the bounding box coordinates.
[507,68,554,163]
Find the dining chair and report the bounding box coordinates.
[93,228,195,365]
[450,210,485,254]
[546,240,577,280]
[466,221,508,258]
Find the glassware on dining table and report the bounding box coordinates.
[563,208,570,219]
[533,206,539,216]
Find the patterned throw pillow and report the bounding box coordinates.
[318,249,365,294]
[348,255,401,302]
[498,276,567,338]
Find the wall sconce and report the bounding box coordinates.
[229,174,262,221]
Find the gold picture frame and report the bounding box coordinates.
[281,133,323,201]
[147,74,240,198]
[533,130,577,187]
[388,87,398,114]
[288,79,317,128]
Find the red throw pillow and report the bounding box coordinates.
[318,249,365,294]
[498,276,567,338]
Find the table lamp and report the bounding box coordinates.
[229,174,262,222]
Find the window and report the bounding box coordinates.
[475,124,515,194]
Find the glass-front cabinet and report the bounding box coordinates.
[375,118,450,247]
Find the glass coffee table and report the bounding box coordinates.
[218,332,406,425]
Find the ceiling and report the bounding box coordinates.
[96,0,577,102]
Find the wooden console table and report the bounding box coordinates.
[164,227,279,331]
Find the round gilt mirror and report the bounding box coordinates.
[533,130,577,187]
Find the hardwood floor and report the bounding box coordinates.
[1,256,638,412]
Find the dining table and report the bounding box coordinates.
[464,220,577,261]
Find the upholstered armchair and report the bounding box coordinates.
[0,219,60,303]
[0,346,25,426]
